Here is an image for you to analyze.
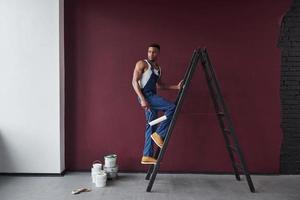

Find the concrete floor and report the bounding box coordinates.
[0,172,299,200]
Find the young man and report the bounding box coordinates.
[132,43,183,164]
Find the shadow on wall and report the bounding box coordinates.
[278,0,300,174]
[0,130,15,173]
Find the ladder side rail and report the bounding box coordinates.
[146,49,201,192]
[200,50,241,180]
[145,49,200,180]
[203,49,255,192]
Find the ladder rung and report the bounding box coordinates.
[223,129,231,134]
[234,162,243,171]
[228,145,237,152]
[217,112,224,116]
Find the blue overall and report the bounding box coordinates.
[137,60,176,157]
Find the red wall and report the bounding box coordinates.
[65,0,292,173]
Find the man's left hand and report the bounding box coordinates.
[177,79,184,90]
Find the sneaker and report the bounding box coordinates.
[141,156,157,164]
[151,132,164,148]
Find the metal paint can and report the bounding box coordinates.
[104,154,117,167]
[92,160,102,170]
[104,165,118,179]
[91,160,102,183]
[95,171,107,187]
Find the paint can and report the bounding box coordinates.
[104,154,117,167]
[92,160,102,170]
[104,154,118,179]
[104,165,118,179]
[91,160,102,183]
[95,171,107,187]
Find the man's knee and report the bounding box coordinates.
[167,103,176,114]
[145,109,157,121]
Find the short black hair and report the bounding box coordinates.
[148,43,160,51]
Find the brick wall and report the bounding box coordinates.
[278,0,300,174]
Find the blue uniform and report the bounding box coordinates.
[137,59,175,157]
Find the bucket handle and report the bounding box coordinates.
[92,160,102,164]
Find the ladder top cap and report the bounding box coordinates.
[194,47,207,54]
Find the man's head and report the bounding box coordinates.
[147,43,160,61]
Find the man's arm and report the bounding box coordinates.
[132,60,150,110]
[156,76,183,90]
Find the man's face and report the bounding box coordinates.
[147,47,159,61]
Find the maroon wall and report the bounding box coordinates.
[65,0,292,173]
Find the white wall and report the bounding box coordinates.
[0,0,65,173]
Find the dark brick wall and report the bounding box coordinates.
[278,0,300,174]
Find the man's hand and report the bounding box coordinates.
[177,79,184,90]
[141,99,150,110]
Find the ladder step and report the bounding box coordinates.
[217,112,224,116]
[228,145,237,152]
[223,129,231,134]
[234,162,244,171]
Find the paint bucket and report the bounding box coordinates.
[93,160,102,170]
[91,160,102,183]
[104,154,117,167]
[95,171,107,187]
[92,160,102,170]
[104,165,118,179]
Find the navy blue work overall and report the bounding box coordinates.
[137,60,175,157]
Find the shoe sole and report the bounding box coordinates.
[141,161,156,165]
[151,135,163,148]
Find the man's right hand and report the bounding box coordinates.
[141,99,150,110]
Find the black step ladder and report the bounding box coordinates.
[145,48,255,193]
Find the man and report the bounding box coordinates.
[132,43,183,164]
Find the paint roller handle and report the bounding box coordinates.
[148,115,167,126]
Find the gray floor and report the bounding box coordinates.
[0,172,299,200]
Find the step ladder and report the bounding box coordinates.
[145,48,255,193]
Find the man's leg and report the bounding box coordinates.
[142,108,158,157]
[138,96,159,164]
[141,108,160,164]
[147,94,176,147]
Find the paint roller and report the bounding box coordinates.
[148,115,167,126]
